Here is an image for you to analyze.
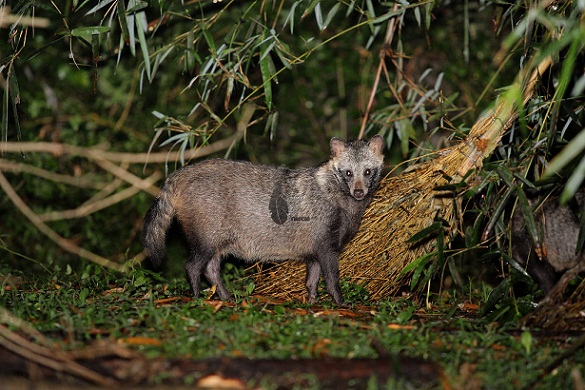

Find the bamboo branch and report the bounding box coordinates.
[0,158,105,189]
[0,130,245,164]
[39,171,163,222]
[90,155,160,196]
[0,171,127,272]
[79,172,126,207]
[0,324,116,387]
[0,6,50,28]
[358,3,400,140]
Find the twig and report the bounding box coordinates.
[523,332,585,390]
[0,6,50,28]
[0,131,245,164]
[0,323,116,387]
[0,171,127,272]
[90,156,160,196]
[39,171,162,222]
[0,158,105,189]
[358,3,400,140]
[0,307,55,350]
[79,172,126,207]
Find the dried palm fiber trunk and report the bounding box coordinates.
[253,56,553,301]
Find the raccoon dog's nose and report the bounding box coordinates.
[353,189,365,199]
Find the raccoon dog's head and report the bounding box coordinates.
[330,135,385,200]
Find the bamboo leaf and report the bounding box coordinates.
[152,46,175,78]
[482,185,515,242]
[301,0,320,19]
[372,10,399,25]
[127,10,136,57]
[314,3,324,31]
[84,0,115,15]
[22,36,66,63]
[283,1,300,34]
[160,132,191,147]
[515,188,541,255]
[202,27,216,55]
[274,46,292,70]
[425,1,433,30]
[71,26,111,37]
[543,128,585,178]
[323,3,341,30]
[135,11,151,81]
[480,279,510,316]
[407,221,442,244]
[264,111,279,140]
[127,0,148,13]
[413,5,421,27]
[560,155,585,204]
[259,44,274,111]
[365,0,376,19]
[117,0,130,45]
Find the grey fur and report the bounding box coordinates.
[142,135,384,304]
[512,190,585,299]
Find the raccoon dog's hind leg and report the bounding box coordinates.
[203,255,232,301]
[185,251,208,299]
[185,249,232,300]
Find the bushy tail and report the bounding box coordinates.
[142,190,175,269]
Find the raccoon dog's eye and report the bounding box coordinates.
[345,170,353,177]
[364,169,371,176]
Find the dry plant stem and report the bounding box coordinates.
[0,307,116,385]
[39,171,163,222]
[0,324,116,387]
[0,130,243,164]
[0,159,105,189]
[92,156,160,196]
[0,171,127,272]
[0,307,54,349]
[0,6,50,28]
[358,3,399,140]
[80,173,126,207]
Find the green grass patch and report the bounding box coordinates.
[1,263,583,389]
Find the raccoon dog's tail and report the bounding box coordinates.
[142,189,174,269]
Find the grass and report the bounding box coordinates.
[1,262,584,389]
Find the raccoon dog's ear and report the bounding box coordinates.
[368,135,384,155]
[330,137,346,157]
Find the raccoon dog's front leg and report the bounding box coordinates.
[317,251,344,305]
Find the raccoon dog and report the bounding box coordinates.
[142,135,384,304]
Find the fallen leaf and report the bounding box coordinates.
[311,338,332,357]
[313,309,361,318]
[102,287,124,296]
[155,296,191,306]
[197,374,247,389]
[118,337,162,346]
[457,302,479,313]
[387,324,416,330]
